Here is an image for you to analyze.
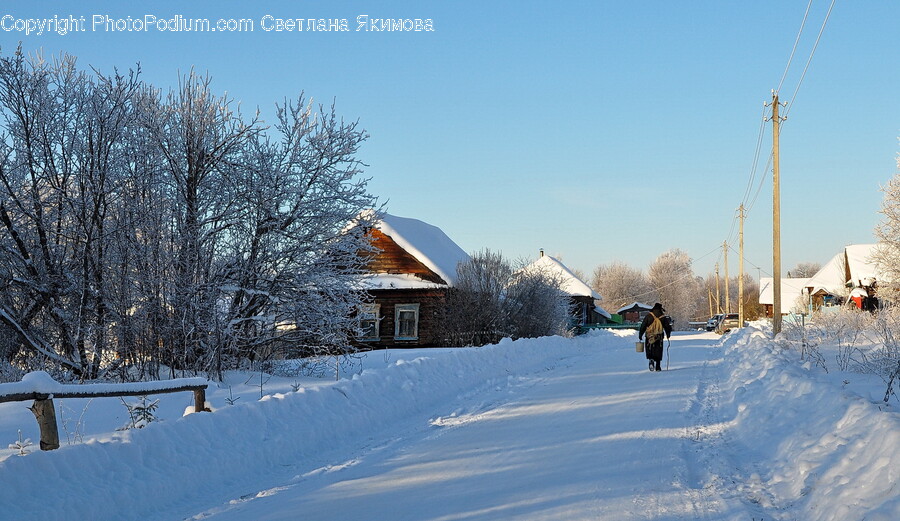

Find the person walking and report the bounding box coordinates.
[638,302,672,372]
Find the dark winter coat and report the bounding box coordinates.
[638,303,672,362]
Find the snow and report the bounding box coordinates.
[357,273,447,290]
[758,277,810,312]
[805,244,889,297]
[844,243,888,284]
[617,301,652,314]
[0,373,207,398]
[522,254,602,300]
[375,213,471,286]
[1,326,898,520]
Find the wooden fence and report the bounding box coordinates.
[0,375,209,451]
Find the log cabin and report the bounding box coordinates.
[354,212,470,348]
[616,302,653,324]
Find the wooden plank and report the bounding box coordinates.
[0,384,208,404]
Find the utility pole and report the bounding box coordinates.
[715,263,721,314]
[723,241,730,314]
[738,205,745,328]
[768,92,786,335]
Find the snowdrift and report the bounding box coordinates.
[719,327,900,521]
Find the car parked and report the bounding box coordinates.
[705,314,723,331]
[715,313,740,334]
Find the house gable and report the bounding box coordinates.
[364,228,446,285]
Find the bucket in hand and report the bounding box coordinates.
[635,341,644,353]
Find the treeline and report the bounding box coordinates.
[0,48,378,382]
[590,248,765,328]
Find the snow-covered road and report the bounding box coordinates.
[4,327,897,520]
[188,332,744,521]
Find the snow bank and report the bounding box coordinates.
[720,326,900,521]
[0,331,621,521]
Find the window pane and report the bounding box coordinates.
[360,320,377,339]
[397,309,417,338]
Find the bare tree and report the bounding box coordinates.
[214,97,378,374]
[788,262,821,278]
[507,259,571,339]
[440,250,571,346]
[590,261,652,312]
[0,48,378,381]
[440,249,512,346]
[0,49,145,378]
[873,152,900,303]
[648,249,701,329]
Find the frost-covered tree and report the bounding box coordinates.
[0,49,143,378]
[873,152,900,303]
[507,260,571,339]
[648,249,701,328]
[440,250,570,346]
[137,70,261,373]
[590,261,653,311]
[0,48,377,381]
[788,262,821,278]
[213,97,378,372]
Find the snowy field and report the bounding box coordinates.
[1,326,898,520]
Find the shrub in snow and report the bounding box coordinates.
[439,249,571,346]
[8,430,31,456]
[59,399,93,445]
[119,396,160,430]
[781,306,900,403]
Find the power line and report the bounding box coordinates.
[745,151,774,214]
[740,104,770,208]
[776,0,814,95]
[783,0,837,119]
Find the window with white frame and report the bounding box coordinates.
[394,303,420,340]
[358,303,381,341]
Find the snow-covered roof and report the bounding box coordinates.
[522,255,601,300]
[594,305,612,319]
[804,252,847,296]
[356,273,447,290]
[616,302,652,314]
[759,277,810,313]
[844,244,884,285]
[373,212,471,286]
[804,244,888,296]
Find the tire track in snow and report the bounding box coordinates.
[680,336,785,521]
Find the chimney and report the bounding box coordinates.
[539,248,544,257]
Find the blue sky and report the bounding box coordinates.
[1,1,897,281]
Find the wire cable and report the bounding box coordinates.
[776,0,814,95]
[784,0,837,119]
[741,104,770,207]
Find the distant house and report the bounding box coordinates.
[522,252,611,327]
[758,277,810,317]
[617,302,653,324]
[803,244,888,312]
[354,212,470,348]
